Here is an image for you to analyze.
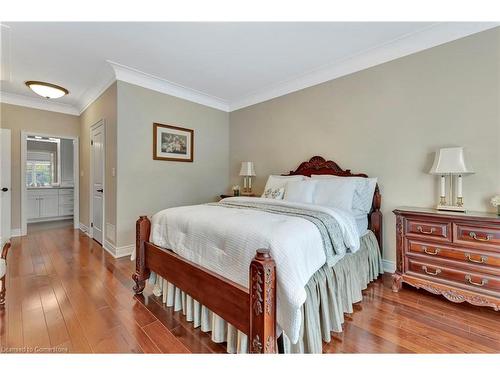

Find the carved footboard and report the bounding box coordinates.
[132,216,277,353]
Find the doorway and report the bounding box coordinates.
[90,120,105,245]
[20,132,79,235]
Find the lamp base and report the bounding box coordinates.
[436,204,466,213]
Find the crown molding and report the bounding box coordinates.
[2,23,497,115]
[107,60,230,112]
[229,22,499,111]
[0,91,79,115]
[77,74,116,114]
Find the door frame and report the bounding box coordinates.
[89,119,106,243]
[0,129,11,246]
[20,131,80,236]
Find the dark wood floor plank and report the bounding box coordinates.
[48,275,92,353]
[1,222,498,354]
[142,320,190,353]
[20,276,51,349]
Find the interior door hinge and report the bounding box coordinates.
[91,140,93,146]
[90,222,93,227]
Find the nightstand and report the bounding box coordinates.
[393,207,500,311]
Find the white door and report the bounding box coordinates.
[0,129,11,246]
[91,123,104,244]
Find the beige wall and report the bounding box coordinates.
[229,28,500,264]
[79,83,117,245]
[0,103,80,230]
[116,81,230,247]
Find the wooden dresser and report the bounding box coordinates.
[393,207,500,311]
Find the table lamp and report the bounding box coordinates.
[239,162,256,195]
[429,147,474,212]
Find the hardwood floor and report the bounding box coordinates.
[1,226,499,353]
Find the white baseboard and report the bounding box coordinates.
[79,225,131,258]
[103,240,134,259]
[28,215,72,224]
[11,228,22,237]
[79,223,92,238]
[382,259,396,273]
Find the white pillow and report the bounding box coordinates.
[284,180,318,204]
[313,178,357,212]
[261,175,305,197]
[311,175,377,214]
[262,187,285,200]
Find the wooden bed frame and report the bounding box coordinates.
[133,156,382,353]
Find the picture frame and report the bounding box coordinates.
[153,123,194,162]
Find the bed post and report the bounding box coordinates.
[133,216,151,294]
[249,249,277,353]
[370,185,383,252]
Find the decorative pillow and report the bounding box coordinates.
[262,187,285,200]
[312,178,357,212]
[261,175,305,197]
[311,175,377,214]
[284,180,318,204]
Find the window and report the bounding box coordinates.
[26,152,56,187]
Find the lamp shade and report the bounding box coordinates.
[429,147,474,175]
[239,161,256,176]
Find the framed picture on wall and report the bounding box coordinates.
[153,123,194,162]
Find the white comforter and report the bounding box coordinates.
[149,197,360,343]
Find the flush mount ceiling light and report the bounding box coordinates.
[25,81,69,99]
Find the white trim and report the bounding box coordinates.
[0,91,79,115]
[2,23,497,115]
[10,228,21,237]
[28,216,72,224]
[79,223,91,237]
[103,240,134,259]
[72,138,80,230]
[229,22,499,111]
[78,75,116,114]
[20,131,80,236]
[382,259,396,274]
[89,120,106,245]
[108,60,230,112]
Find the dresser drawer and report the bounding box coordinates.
[453,223,500,251]
[407,258,500,295]
[405,219,451,242]
[407,240,500,271]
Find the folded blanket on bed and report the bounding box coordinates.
[148,196,359,344]
[212,201,347,267]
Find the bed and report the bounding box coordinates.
[133,156,383,353]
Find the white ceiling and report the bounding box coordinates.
[0,22,497,114]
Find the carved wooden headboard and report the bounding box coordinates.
[285,156,382,251]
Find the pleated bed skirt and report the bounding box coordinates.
[147,230,383,353]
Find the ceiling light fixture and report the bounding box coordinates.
[25,81,69,99]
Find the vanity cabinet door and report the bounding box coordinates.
[27,194,40,219]
[39,194,59,218]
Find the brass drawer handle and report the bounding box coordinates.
[469,232,493,242]
[417,226,436,235]
[422,266,441,276]
[422,246,440,256]
[465,253,488,264]
[465,275,488,287]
